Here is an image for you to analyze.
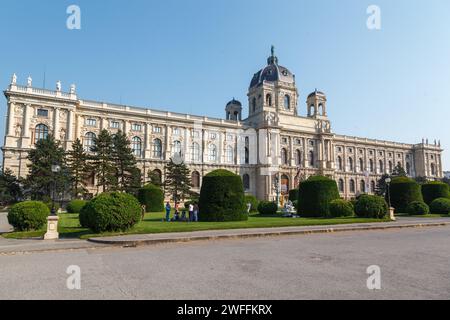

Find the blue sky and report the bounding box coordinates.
[1,0,449,169]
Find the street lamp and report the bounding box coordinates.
[385,177,392,208]
[51,164,61,216]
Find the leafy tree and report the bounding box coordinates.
[392,164,407,177]
[111,131,139,192]
[90,129,116,193]
[126,167,143,196]
[0,168,23,205]
[25,135,68,201]
[66,138,91,199]
[164,158,192,207]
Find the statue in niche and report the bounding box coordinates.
[60,129,66,141]
[15,124,22,137]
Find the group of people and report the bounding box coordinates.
[165,202,199,222]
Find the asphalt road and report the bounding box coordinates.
[0,226,449,300]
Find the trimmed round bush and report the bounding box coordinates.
[7,201,50,231]
[389,177,423,213]
[406,201,430,216]
[355,195,388,219]
[137,184,164,212]
[422,182,449,205]
[257,201,278,215]
[67,200,87,213]
[298,176,340,217]
[329,199,354,217]
[79,192,142,232]
[289,189,299,202]
[429,198,450,215]
[244,195,259,213]
[199,170,247,221]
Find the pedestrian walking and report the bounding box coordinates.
[165,202,171,222]
[188,203,194,222]
[193,203,199,222]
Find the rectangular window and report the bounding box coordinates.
[192,130,200,139]
[153,126,162,133]
[85,118,97,127]
[110,121,120,129]
[37,109,49,117]
[132,123,142,132]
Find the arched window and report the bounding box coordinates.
[243,174,250,190]
[318,104,324,115]
[153,139,162,158]
[173,140,182,157]
[360,180,366,193]
[388,161,393,174]
[131,137,142,157]
[244,147,249,164]
[295,150,302,166]
[369,159,374,173]
[252,98,256,112]
[191,171,200,188]
[191,142,200,162]
[370,181,376,193]
[266,94,272,107]
[379,160,384,174]
[208,144,217,162]
[348,157,354,172]
[84,132,96,153]
[309,151,315,167]
[35,124,49,143]
[152,169,162,185]
[284,95,290,110]
[337,156,343,171]
[226,145,234,163]
[430,163,435,176]
[338,179,344,192]
[281,148,288,165]
[406,162,411,175]
[359,158,364,172]
[350,179,356,193]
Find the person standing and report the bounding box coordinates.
[193,203,199,222]
[165,202,171,222]
[188,203,194,222]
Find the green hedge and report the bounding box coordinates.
[422,182,449,205]
[244,195,259,213]
[355,195,388,219]
[298,176,340,217]
[389,177,423,213]
[329,199,354,217]
[7,201,50,231]
[406,201,430,216]
[79,192,142,233]
[67,200,87,213]
[429,198,450,215]
[137,184,164,212]
[289,189,299,202]
[199,170,247,221]
[257,201,278,215]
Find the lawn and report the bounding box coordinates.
[3,212,392,240]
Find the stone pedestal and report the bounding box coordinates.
[44,216,59,240]
[389,207,396,221]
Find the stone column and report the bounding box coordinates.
[53,108,60,140]
[7,101,15,136]
[21,104,32,148]
[67,110,74,141]
[144,123,151,159]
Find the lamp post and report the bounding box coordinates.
[44,164,61,240]
[273,174,280,207]
[385,177,395,221]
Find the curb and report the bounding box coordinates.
[87,221,450,247]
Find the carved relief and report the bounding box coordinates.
[60,109,68,122]
[14,105,24,116]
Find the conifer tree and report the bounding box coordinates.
[111,131,140,192]
[90,129,116,193]
[164,158,192,207]
[66,138,91,199]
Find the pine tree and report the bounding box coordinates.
[392,164,407,177]
[26,135,68,201]
[90,129,116,193]
[111,131,140,192]
[66,138,91,199]
[0,168,23,205]
[164,158,192,207]
[375,174,390,197]
[148,170,163,187]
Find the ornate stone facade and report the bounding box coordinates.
[2,49,445,200]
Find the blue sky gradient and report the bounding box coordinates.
[1,0,449,169]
